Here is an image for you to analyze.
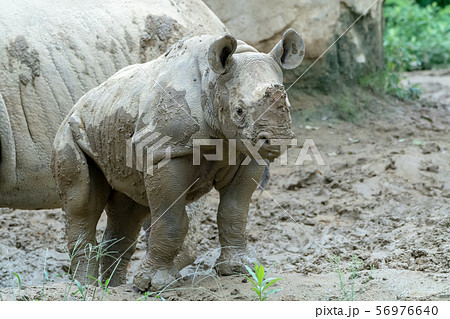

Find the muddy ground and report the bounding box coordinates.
[0,70,449,301]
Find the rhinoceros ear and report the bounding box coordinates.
[208,34,237,74]
[270,28,305,70]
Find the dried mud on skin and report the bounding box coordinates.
[1,71,449,301]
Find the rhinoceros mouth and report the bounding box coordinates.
[262,148,282,162]
[254,130,295,143]
[258,143,281,159]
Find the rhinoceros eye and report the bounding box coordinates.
[236,107,243,116]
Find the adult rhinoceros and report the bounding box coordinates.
[0,0,226,209]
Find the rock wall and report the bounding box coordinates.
[203,0,384,94]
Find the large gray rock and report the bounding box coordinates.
[0,0,226,209]
[203,0,384,92]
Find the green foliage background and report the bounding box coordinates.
[415,0,450,7]
[360,0,449,99]
[384,0,450,71]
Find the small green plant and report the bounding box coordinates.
[138,291,150,301]
[63,233,123,301]
[41,248,49,300]
[359,71,421,100]
[11,272,22,295]
[245,262,281,301]
[362,264,376,284]
[330,255,363,301]
[5,233,126,301]
[138,291,166,301]
[10,271,28,300]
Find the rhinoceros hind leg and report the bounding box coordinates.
[101,191,149,286]
[52,124,111,283]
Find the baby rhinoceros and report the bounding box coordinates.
[52,29,305,291]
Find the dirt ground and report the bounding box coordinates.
[0,70,449,301]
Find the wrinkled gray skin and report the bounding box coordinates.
[0,0,226,209]
[52,29,305,291]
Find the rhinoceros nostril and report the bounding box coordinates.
[272,91,282,100]
[257,132,271,144]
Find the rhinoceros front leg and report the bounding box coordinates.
[133,157,192,291]
[216,159,265,275]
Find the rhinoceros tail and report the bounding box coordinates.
[258,160,270,191]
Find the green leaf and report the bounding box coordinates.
[253,264,259,280]
[245,265,259,283]
[251,286,261,298]
[245,265,256,278]
[104,278,111,294]
[262,278,282,293]
[256,264,264,284]
[12,272,22,290]
[262,277,279,286]
[88,276,103,287]
[74,279,85,299]
[263,288,282,300]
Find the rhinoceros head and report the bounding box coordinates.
[207,29,305,161]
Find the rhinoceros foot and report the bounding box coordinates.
[133,265,181,292]
[215,250,257,276]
